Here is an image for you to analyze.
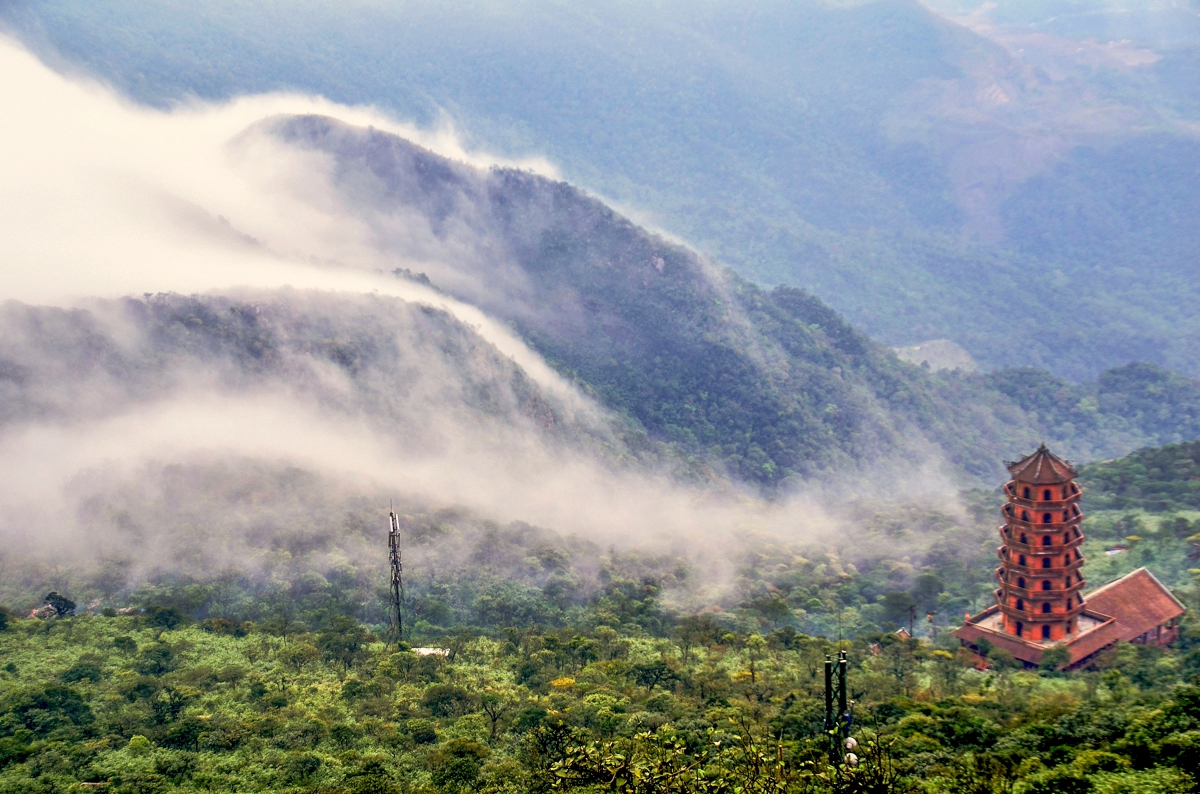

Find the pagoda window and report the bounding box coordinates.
[1063,533,1071,544]
[1067,598,1072,609]
[1017,577,1026,588]
[1067,620,1073,632]
[1073,527,1081,538]
[1062,487,1070,499]
[1043,513,1053,524]
[1062,512,1070,522]
[1041,580,1051,590]
[1072,505,1080,516]
[1075,550,1082,560]
[1005,505,1012,515]
[1017,621,1024,636]
[1016,599,1024,611]
[1043,489,1052,500]
[1022,510,1030,521]
[1071,483,1079,494]
[1023,487,1031,499]
[1019,555,1027,565]
[1065,575,1072,585]
[1042,535,1051,546]
[1042,603,1051,613]
[1020,533,1028,544]
[1042,625,1051,639]
[1042,557,1051,568]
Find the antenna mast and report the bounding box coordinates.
[388,509,405,645]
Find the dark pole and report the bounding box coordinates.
[824,655,835,765]
[838,650,848,747]
[388,510,405,644]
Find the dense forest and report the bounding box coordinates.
[3,441,1200,792]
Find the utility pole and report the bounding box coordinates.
[388,509,405,645]
[824,650,856,767]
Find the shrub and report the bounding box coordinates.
[405,719,437,745]
[422,684,476,718]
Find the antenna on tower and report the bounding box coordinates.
[387,506,405,645]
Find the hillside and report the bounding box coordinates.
[1080,441,1200,513]
[5,0,1200,379]
[265,115,1200,485]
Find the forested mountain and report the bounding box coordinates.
[4,0,1200,379]
[263,115,1200,485]
[3,113,1199,496]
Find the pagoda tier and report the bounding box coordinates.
[995,444,1086,642]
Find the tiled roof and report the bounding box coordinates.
[1082,567,1186,641]
[1007,444,1078,484]
[1063,617,1125,664]
[952,606,1044,665]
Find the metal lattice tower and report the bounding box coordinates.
[388,510,405,644]
[824,650,854,766]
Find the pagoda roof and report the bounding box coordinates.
[953,567,1186,668]
[1007,444,1077,484]
[1082,567,1186,642]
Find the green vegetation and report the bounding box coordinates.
[3,585,1200,792]
[1080,441,1200,513]
[3,442,1200,791]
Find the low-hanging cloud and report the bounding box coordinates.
[0,36,968,607]
[0,36,579,405]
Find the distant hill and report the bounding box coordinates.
[1080,441,1200,513]
[248,116,1200,485]
[5,0,1200,380]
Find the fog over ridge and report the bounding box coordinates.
[0,36,967,607]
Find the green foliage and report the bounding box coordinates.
[0,598,1196,793]
[1080,441,1200,512]
[992,365,1200,464]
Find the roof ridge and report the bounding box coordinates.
[1141,567,1187,612]
[1084,566,1145,600]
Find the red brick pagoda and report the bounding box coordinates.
[996,444,1086,643]
[954,444,1186,668]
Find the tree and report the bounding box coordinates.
[317,617,371,674]
[430,738,489,791]
[633,660,677,693]
[480,689,515,741]
[422,684,477,718]
[44,592,76,618]
[1039,645,1071,673]
[136,643,178,676]
[279,642,320,673]
[881,592,915,629]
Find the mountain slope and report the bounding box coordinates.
[264,115,1200,485]
[5,0,1200,379]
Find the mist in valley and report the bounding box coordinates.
[0,35,984,631]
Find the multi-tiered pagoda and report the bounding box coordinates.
[955,445,1186,668]
[995,444,1086,642]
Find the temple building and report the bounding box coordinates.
[953,444,1186,668]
